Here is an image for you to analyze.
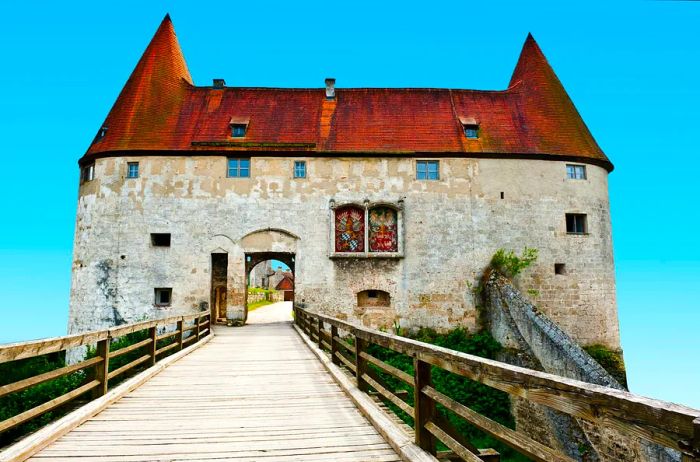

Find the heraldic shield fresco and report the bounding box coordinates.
[369,207,398,252]
[335,206,365,252]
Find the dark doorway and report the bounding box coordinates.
[211,253,228,324]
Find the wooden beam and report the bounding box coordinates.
[92,339,110,398]
[109,338,152,359]
[0,357,102,399]
[0,332,108,364]
[355,337,369,393]
[424,421,481,462]
[414,358,436,454]
[423,385,574,462]
[360,350,414,385]
[0,380,99,433]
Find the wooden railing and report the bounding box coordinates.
[0,310,211,438]
[294,306,700,462]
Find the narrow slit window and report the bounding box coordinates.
[154,288,172,306]
[294,160,306,178]
[416,160,439,180]
[127,162,139,179]
[566,214,588,234]
[566,164,587,180]
[228,158,251,178]
[151,233,171,247]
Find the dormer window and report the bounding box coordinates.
[231,124,246,137]
[229,116,249,138]
[459,117,479,139]
[464,125,479,139]
[94,126,108,143]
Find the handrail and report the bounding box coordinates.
[0,310,211,438]
[294,305,700,461]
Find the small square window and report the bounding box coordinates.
[566,214,588,234]
[464,124,479,139]
[566,164,587,180]
[555,263,566,275]
[417,160,439,180]
[127,162,139,179]
[151,233,171,247]
[294,160,306,178]
[231,124,247,138]
[154,288,172,306]
[227,158,251,178]
[80,163,95,183]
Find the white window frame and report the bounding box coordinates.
[227,158,251,178]
[294,160,307,179]
[81,163,95,183]
[127,162,139,179]
[566,164,587,180]
[416,159,440,180]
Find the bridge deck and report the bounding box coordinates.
[29,303,401,462]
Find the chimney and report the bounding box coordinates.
[213,79,226,88]
[325,78,336,100]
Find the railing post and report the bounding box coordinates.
[177,319,184,351]
[148,326,157,367]
[202,313,210,336]
[318,318,324,350]
[414,357,436,454]
[195,315,201,342]
[355,332,369,392]
[93,337,110,398]
[330,325,340,366]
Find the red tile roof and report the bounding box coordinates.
[83,16,611,171]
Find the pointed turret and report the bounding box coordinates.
[506,34,609,168]
[509,33,556,88]
[86,14,193,155]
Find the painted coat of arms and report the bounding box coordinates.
[335,207,365,252]
[369,207,398,252]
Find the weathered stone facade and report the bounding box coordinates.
[67,15,621,355]
[68,156,619,349]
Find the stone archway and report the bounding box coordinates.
[238,229,299,323]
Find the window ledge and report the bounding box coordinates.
[330,252,404,259]
[566,232,590,236]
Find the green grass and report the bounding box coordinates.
[247,299,274,312]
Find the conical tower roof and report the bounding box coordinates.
[86,14,192,154]
[506,34,607,164]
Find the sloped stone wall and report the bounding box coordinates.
[484,271,678,462]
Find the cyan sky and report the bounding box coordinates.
[0,1,698,407]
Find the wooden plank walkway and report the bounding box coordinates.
[28,303,401,461]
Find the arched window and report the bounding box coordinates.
[368,207,398,252]
[357,290,391,307]
[334,206,365,252]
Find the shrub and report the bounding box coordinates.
[583,344,628,388]
[490,247,538,278]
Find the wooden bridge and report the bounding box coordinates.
[1,302,699,462]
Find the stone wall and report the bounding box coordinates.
[484,271,678,462]
[68,155,619,349]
